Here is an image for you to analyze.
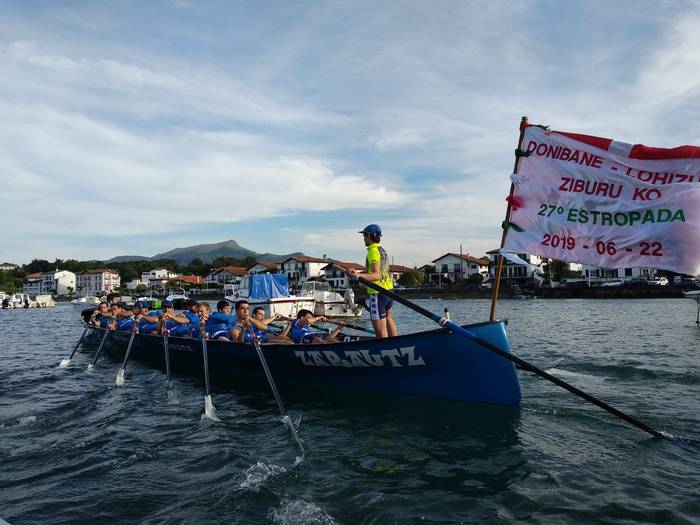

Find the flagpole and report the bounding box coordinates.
[489,116,529,321]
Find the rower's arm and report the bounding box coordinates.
[231,323,245,343]
[171,312,190,324]
[278,320,291,338]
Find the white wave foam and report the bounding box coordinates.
[545,368,605,382]
[239,461,286,491]
[18,416,37,426]
[269,499,338,525]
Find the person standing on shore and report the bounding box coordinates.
[345,224,397,339]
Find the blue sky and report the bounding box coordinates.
[2,0,699,267]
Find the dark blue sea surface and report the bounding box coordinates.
[1,299,698,524]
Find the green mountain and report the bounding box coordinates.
[107,240,302,265]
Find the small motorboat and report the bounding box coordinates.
[71,296,101,307]
[225,274,315,318]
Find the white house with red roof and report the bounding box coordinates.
[432,253,490,283]
[321,262,364,289]
[205,266,247,285]
[247,261,280,274]
[76,269,120,296]
[281,256,328,286]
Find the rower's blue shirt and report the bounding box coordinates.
[183,310,201,338]
[116,317,134,331]
[138,310,160,333]
[164,319,191,337]
[97,315,112,328]
[290,320,314,344]
[232,321,268,343]
[205,311,233,337]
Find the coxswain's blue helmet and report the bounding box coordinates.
[359,224,382,236]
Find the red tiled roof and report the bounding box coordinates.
[164,275,204,285]
[389,265,413,272]
[431,253,489,265]
[25,272,43,279]
[282,256,327,263]
[322,261,364,271]
[80,268,120,275]
[247,261,278,270]
[220,266,247,276]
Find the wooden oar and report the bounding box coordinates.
[86,321,115,370]
[162,329,172,382]
[115,328,137,386]
[201,334,220,421]
[322,318,374,334]
[59,325,91,368]
[247,325,304,458]
[353,275,664,440]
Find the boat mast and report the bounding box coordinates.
[489,116,528,321]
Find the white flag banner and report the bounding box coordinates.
[502,126,700,276]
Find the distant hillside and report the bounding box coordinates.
[108,255,151,263]
[107,239,303,265]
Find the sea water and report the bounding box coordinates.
[0,300,698,524]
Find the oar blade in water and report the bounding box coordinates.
[115,368,126,386]
[202,394,220,422]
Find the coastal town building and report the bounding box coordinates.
[205,266,247,285]
[389,264,413,284]
[125,279,148,291]
[153,275,204,294]
[247,262,279,274]
[281,256,327,287]
[321,262,364,289]
[22,270,76,296]
[42,270,76,296]
[580,265,655,280]
[141,268,180,288]
[76,269,120,296]
[431,253,490,284]
[22,273,43,295]
[0,263,18,271]
[486,250,544,284]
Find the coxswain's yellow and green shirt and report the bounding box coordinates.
[365,243,394,294]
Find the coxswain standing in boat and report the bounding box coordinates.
[160,300,192,337]
[205,300,234,340]
[345,224,397,339]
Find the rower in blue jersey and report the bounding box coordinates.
[231,301,291,344]
[204,300,234,340]
[251,306,291,343]
[110,303,135,331]
[289,309,344,344]
[161,300,192,337]
[182,299,202,339]
[135,301,160,334]
[89,302,113,328]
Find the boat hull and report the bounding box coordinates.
[82,320,521,406]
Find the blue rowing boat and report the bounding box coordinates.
[80,317,521,406]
